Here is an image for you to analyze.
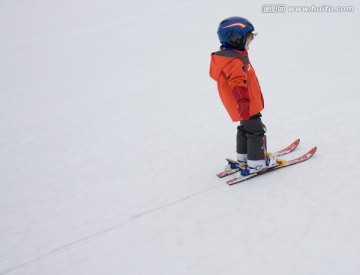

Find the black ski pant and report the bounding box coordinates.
[236,113,267,161]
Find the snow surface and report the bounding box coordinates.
[1,0,360,274]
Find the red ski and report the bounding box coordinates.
[217,139,300,178]
[226,146,317,185]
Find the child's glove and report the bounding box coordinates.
[232,86,250,120]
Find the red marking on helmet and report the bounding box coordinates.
[223,22,246,29]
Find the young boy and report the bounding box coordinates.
[209,16,276,174]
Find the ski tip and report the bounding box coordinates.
[306,146,317,158]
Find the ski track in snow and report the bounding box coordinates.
[1,185,220,274]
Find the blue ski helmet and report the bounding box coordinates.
[217,17,255,50]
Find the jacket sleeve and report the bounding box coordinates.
[222,58,247,89]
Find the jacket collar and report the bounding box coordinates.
[220,43,248,55]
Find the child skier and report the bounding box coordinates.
[209,16,276,174]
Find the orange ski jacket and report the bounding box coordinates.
[209,50,264,122]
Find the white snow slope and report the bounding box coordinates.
[1,0,360,274]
